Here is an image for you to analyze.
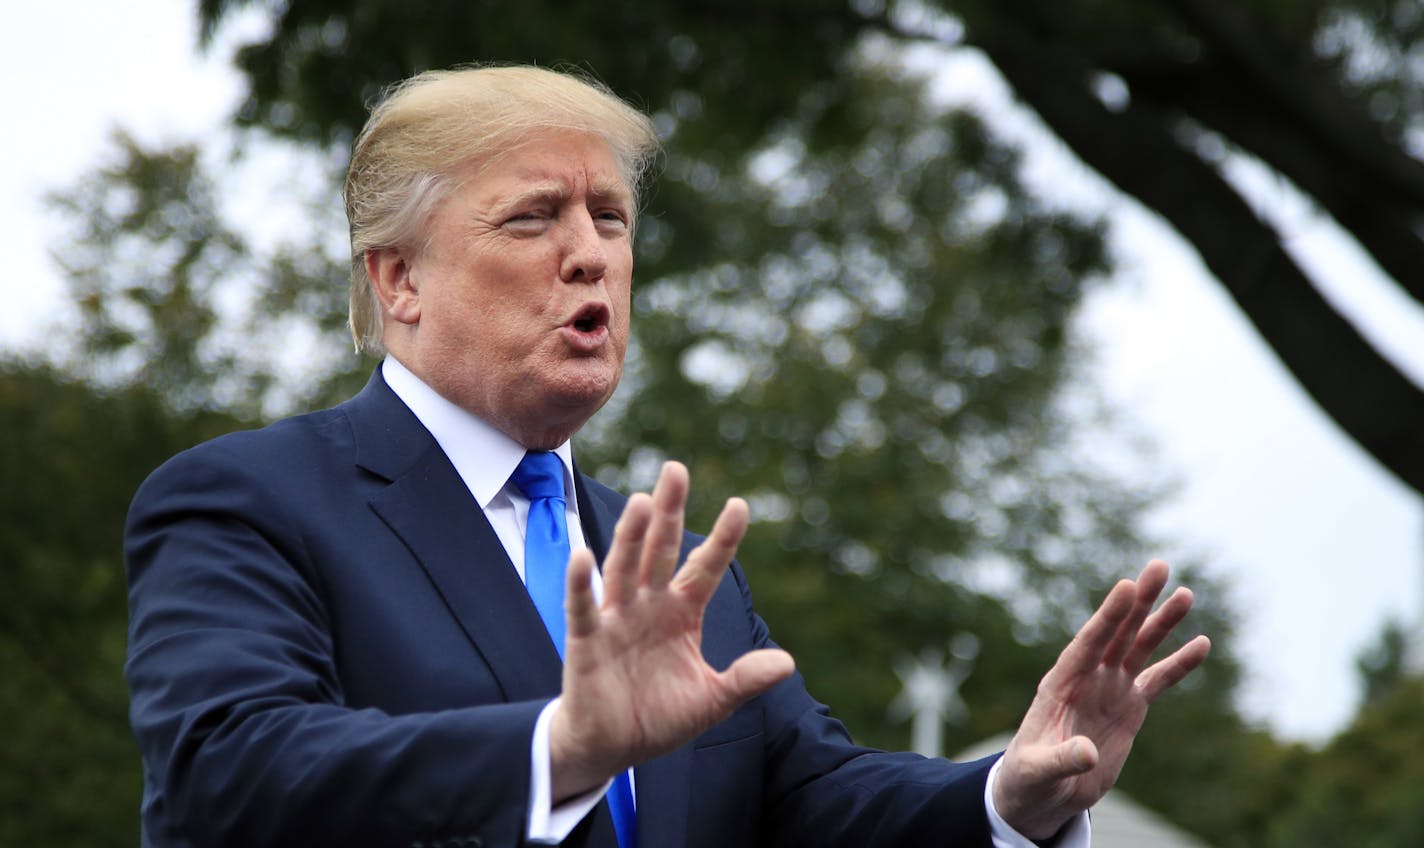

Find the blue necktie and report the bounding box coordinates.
[511,451,569,656]
[510,451,637,848]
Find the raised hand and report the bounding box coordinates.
[993,560,1211,840]
[548,461,795,800]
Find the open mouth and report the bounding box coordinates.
[567,303,610,334]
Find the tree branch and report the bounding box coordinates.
[966,29,1424,497]
[1136,0,1424,305]
[1161,0,1424,206]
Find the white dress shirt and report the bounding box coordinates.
[382,356,1089,847]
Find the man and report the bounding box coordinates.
[125,65,1210,848]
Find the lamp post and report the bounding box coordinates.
[889,634,977,758]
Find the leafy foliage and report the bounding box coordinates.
[46,132,247,408]
[0,360,248,845]
[1357,616,1412,706]
[1260,678,1424,848]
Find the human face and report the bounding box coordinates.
[389,132,634,448]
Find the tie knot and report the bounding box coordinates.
[511,451,565,502]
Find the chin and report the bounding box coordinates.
[547,362,620,408]
[511,377,610,438]
[547,382,617,419]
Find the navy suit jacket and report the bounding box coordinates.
[125,370,997,847]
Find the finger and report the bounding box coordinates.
[641,461,689,589]
[1121,586,1194,674]
[565,548,600,641]
[1101,560,1170,667]
[1048,578,1137,683]
[602,494,652,608]
[716,648,795,706]
[1136,634,1211,702]
[672,497,749,606]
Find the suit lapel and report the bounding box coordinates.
[573,469,617,563]
[347,370,563,702]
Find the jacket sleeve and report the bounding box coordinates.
[722,562,999,847]
[125,443,539,848]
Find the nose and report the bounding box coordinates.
[559,210,608,284]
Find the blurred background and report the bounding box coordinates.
[3,1,1423,845]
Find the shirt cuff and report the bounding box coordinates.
[527,698,612,844]
[985,757,1092,848]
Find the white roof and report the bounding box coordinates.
[1088,790,1214,848]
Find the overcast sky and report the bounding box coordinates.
[8,0,1424,743]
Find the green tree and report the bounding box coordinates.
[0,360,247,845]
[1356,616,1411,706]
[1264,678,1424,847]
[45,131,359,418]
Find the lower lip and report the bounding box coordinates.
[560,323,609,352]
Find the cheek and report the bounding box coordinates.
[423,296,503,368]
[611,293,632,348]
[609,257,633,323]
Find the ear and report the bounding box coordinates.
[365,247,421,325]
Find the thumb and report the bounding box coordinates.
[1011,736,1099,788]
[994,736,1101,841]
[1043,736,1098,780]
[719,648,795,704]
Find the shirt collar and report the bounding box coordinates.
[381,355,577,509]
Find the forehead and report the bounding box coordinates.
[463,131,632,205]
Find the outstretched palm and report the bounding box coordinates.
[549,462,794,800]
[994,560,1211,840]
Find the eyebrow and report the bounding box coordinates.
[588,175,634,206]
[495,176,633,212]
[497,184,569,210]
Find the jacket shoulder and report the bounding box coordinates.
[142,404,355,489]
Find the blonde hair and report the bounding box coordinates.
[343,65,662,354]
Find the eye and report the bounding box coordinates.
[503,209,551,233]
[593,208,630,232]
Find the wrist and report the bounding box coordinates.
[988,755,1072,843]
[548,699,614,802]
